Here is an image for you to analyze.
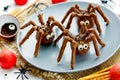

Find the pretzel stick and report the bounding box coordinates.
[79,71,110,80]
[92,66,112,74]
[10,8,21,16]
[78,65,113,80]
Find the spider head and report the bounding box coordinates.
[78,17,94,29]
[76,41,90,54]
[39,26,55,45]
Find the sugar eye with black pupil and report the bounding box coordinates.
[46,35,51,40]
[83,44,88,49]
[85,20,90,25]
[9,24,16,30]
[78,45,83,51]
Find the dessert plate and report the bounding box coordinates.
[17,1,120,73]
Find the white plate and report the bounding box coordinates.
[17,1,120,73]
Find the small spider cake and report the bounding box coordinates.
[19,14,65,57]
[36,25,55,45]
[61,3,109,34]
[56,15,105,69]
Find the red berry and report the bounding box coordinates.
[0,50,16,69]
[14,0,28,5]
[109,63,120,80]
[52,0,66,4]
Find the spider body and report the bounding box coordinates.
[19,14,64,57]
[77,16,94,30]
[36,25,55,45]
[74,34,90,54]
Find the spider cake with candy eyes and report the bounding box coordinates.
[19,14,66,57]
[54,3,109,44]
[56,19,105,69]
[62,3,109,33]
[54,4,109,69]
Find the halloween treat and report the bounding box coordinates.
[1,23,17,36]
[56,20,105,69]
[19,14,65,57]
[54,3,109,45]
[0,14,19,38]
[54,3,109,44]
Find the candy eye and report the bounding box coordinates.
[80,21,85,26]
[85,20,90,25]
[83,44,88,49]
[46,35,51,40]
[78,45,83,51]
[9,24,16,30]
[51,32,55,38]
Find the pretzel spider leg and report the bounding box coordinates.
[61,5,80,23]
[53,13,75,44]
[49,21,68,45]
[38,13,56,27]
[54,33,64,44]
[71,39,77,69]
[57,36,77,69]
[87,3,109,25]
[79,21,88,34]
[87,28,105,47]
[94,6,109,24]
[38,14,45,25]
[89,12,102,34]
[85,34,101,56]
[19,26,37,45]
[57,36,69,63]
[87,3,94,12]
[74,4,81,12]
[54,13,82,44]
[34,29,43,57]
[20,21,36,29]
[50,21,65,31]
[46,16,56,26]
[66,12,80,29]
